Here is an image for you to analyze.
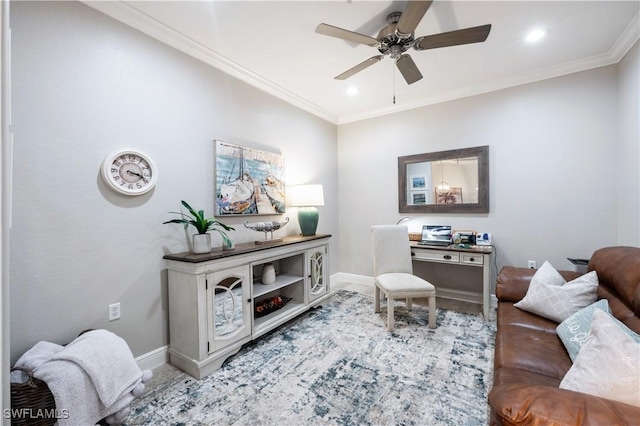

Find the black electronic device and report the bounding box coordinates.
[453,231,476,245]
[417,225,452,246]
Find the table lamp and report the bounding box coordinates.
[289,184,325,236]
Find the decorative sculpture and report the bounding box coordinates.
[244,217,290,244]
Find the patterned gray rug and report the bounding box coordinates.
[125,290,496,425]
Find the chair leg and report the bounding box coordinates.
[428,296,436,329]
[374,285,381,313]
[387,301,395,331]
[406,298,412,311]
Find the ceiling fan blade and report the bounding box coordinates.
[414,24,492,50]
[335,55,384,80]
[334,55,384,80]
[396,54,423,85]
[315,23,379,47]
[396,1,433,37]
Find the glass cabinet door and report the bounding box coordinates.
[307,246,328,303]
[207,265,251,352]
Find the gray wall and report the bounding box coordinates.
[9,1,638,364]
[10,1,338,362]
[337,58,639,280]
[617,41,639,245]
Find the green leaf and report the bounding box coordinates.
[164,200,235,236]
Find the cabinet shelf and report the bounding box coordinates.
[253,274,303,298]
[253,301,307,336]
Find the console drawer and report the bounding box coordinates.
[412,249,460,263]
[461,253,484,265]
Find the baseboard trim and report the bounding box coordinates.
[331,272,498,308]
[331,272,374,286]
[135,345,169,371]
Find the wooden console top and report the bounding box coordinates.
[163,234,332,263]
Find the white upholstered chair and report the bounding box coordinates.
[371,225,437,331]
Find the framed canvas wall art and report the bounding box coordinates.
[215,140,285,216]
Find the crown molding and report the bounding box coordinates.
[339,11,640,124]
[83,2,637,127]
[82,1,339,124]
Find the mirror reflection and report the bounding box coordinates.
[398,146,489,213]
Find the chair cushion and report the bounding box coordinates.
[376,273,435,294]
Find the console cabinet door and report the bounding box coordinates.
[207,265,251,353]
[307,246,328,303]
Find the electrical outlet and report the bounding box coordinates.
[109,302,121,321]
[528,260,537,269]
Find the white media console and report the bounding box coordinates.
[163,234,331,379]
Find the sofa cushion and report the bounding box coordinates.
[494,324,572,380]
[497,302,557,334]
[560,309,640,407]
[493,366,560,388]
[556,299,610,361]
[514,261,599,322]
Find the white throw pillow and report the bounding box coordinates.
[560,309,640,407]
[514,261,599,323]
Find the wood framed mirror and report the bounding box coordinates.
[398,145,489,213]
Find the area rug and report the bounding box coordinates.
[125,290,496,425]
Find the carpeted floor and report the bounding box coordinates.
[125,290,496,425]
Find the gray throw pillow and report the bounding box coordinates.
[556,299,610,361]
[514,261,598,323]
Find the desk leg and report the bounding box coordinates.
[482,254,490,320]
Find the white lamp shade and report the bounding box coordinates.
[289,184,325,207]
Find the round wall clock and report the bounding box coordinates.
[101,148,158,196]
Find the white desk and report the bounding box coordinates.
[410,242,493,319]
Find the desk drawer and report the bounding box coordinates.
[412,249,460,263]
[461,253,484,265]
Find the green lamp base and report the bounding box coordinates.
[298,207,319,236]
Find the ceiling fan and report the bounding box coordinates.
[315,1,492,85]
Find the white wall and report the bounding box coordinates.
[338,64,626,282]
[9,1,338,362]
[617,40,640,245]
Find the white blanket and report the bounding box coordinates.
[16,330,149,426]
[49,330,142,407]
[12,341,64,376]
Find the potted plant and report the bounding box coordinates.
[164,200,235,254]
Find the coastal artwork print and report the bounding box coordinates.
[215,140,285,216]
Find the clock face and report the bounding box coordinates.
[102,149,158,195]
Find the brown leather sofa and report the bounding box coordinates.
[489,246,640,425]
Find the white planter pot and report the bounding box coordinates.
[223,239,235,251]
[192,234,211,254]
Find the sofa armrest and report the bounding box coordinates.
[496,266,583,303]
[489,383,640,426]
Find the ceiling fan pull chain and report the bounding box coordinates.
[393,65,396,104]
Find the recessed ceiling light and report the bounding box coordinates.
[346,86,359,96]
[525,28,547,43]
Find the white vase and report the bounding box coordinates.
[192,234,211,254]
[261,263,276,285]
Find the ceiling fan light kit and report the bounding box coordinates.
[315,0,492,86]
